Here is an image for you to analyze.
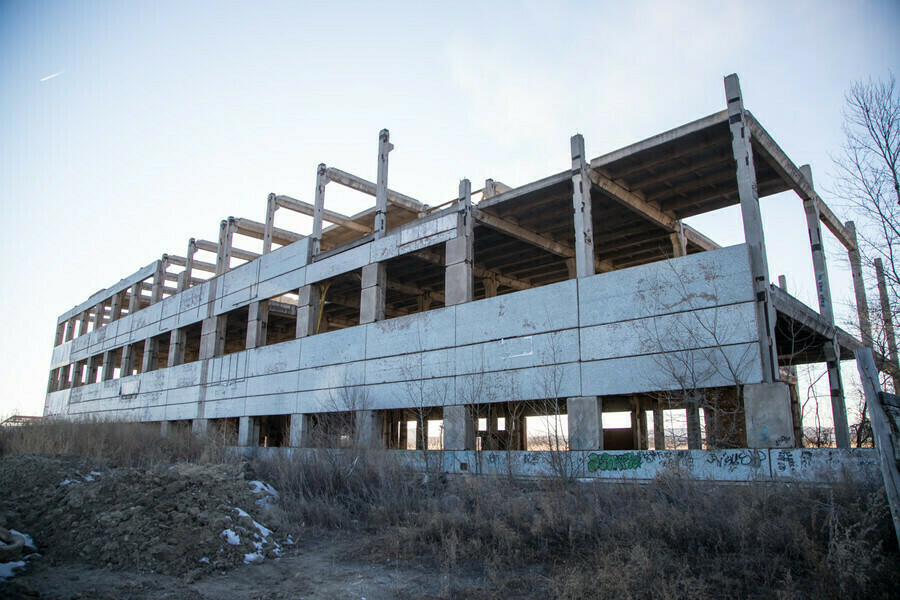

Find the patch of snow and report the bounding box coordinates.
[234,508,273,539]
[234,507,250,519]
[284,535,294,545]
[60,478,72,486]
[83,474,94,482]
[90,470,101,476]
[0,561,26,582]
[243,551,262,565]
[247,480,279,499]
[220,529,240,545]
[9,530,35,551]
[199,557,210,564]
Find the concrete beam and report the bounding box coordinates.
[232,217,303,246]
[325,166,428,215]
[275,194,373,233]
[571,134,596,278]
[876,258,900,392]
[588,170,677,232]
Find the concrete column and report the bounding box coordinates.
[444,179,474,306]
[262,193,278,254]
[568,396,603,450]
[799,164,848,448]
[141,337,159,373]
[77,311,90,337]
[92,302,105,330]
[638,408,649,450]
[191,418,209,438]
[360,263,386,324]
[101,349,117,381]
[355,410,383,448]
[670,222,687,258]
[296,284,322,337]
[57,365,71,390]
[160,420,171,437]
[743,382,794,448]
[199,315,226,360]
[215,218,235,276]
[444,404,475,450]
[109,290,124,321]
[178,239,197,293]
[120,343,136,377]
[876,258,900,392]
[416,291,433,312]
[151,257,168,304]
[54,321,66,346]
[289,413,308,448]
[238,416,253,447]
[570,134,595,278]
[71,360,85,388]
[653,407,665,450]
[310,164,328,256]
[725,74,779,383]
[64,317,76,342]
[686,404,702,450]
[245,300,269,349]
[86,354,101,384]
[846,221,873,347]
[374,129,393,239]
[167,329,186,367]
[483,276,500,298]
[127,283,141,314]
[777,276,804,447]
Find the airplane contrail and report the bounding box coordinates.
[40,71,63,82]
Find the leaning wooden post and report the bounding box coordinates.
[855,346,900,547]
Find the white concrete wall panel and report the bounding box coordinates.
[299,327,366,369]
[579,244,754,328]
[306,243,372,283]
[365,307,456,359]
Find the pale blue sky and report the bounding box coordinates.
[1,0,898,417]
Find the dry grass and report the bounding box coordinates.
[0,418,232,467]
[2,420,897,599]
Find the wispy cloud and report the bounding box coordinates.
[40,71,64,82]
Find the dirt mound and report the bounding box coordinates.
[0,454,286,576]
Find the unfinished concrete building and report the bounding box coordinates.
[44,74,882,454]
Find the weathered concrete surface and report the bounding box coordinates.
[47,245,766,423]
[744,382,794,448]
[567,396,603,450]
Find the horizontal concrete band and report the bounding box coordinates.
[242,447,882,486]
[46,244,763,422]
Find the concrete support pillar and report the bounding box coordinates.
[416,291,433,312]
[92,302,105,330]
[444,404,475,450]
[192,418,209,438]
[570,134,595,279]
[653,407,665,450]
[355,410,383,448]
[670,222,687,258]
[237,416,254,447]
[296,284,322,338]
[160,420,170,437]
[245,300,269,349]
[151,257,168,304]
[77,311,90,337]
[86,354,101,384]
[876,258,900,392]
[311,164,328,257]
[483,276,499,299]
[374,129,393,239]
[127,283,142,314]
[141,337,159,373]
[445,179,474,306]
[799,164,848,448]
[179,239,197,293]
[846,221,873,347]
[262,193,278,255]
[215,218,235,276]
[289,413,308,448]
[167,329,186,367]
[101,349,117,381]
[65,317,76,342]
[743,382,795,448]
[120,343,136,377]
[568,396,603,450]
[199,315,226,360]
[778,276,804,446]
[54,321,66,346]
[58,365,71,390]
[360,263,386,324]
[71,360,85,388]
[725,74,779,383]
[109,290,124,321]
[638,407,649,450]
[686,404,702,450]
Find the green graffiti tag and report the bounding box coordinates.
[587,452,642,472]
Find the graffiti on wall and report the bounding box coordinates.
[587,452,642,472]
